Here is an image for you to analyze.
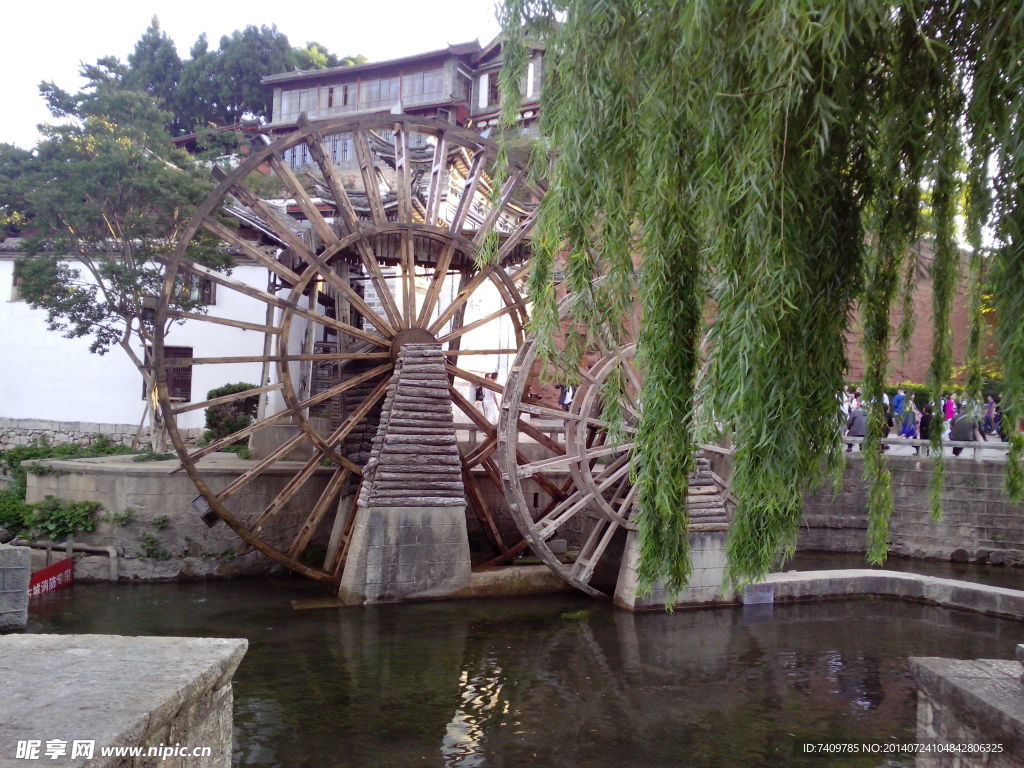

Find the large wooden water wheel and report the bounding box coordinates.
[153,115,540,583]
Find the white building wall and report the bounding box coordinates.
[0,258,277,431]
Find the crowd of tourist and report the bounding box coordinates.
[839,386,1007,455]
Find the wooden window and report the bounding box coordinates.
[360,77,400,110]
[402,68,446,104]
[487,71,501,107]
[144,346,192,402]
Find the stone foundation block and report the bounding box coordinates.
[614,528,732,611]
[0,544,30,631]
[339,505,471,605]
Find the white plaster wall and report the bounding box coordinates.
[0,259,278,431]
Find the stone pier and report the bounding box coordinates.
[911,654,1024,765]
[614,457,731,611]
[0,634,246,767]
[339,344,470,605]
[0,544,30,631]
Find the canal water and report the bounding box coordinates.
[24,576,1022,768]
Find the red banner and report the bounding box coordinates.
[29,557,74,598]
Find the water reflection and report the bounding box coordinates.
[24,581,1020,767]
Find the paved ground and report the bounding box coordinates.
[845,437,1010,462]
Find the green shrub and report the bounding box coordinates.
[203,382,259,447]
[0,488,32,535]
[0,436,126,540]
[26,496,101,541]
[139,533,173,560]
[151,514,171,530]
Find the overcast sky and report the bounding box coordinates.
[3,0,502,149]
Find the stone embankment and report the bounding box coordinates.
[0,635,246,767]
[23,454,330,581]
[801,454,1024,565]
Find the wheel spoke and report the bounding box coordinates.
[497,207,539,262]
[216,430,311,500]
[473,171,522,245]
[416,242,457,326]
[517,442,633,479]
[250,449,332,527]
[302,121,403,328]
[199,215,301,286]
[354,129,387,225]
[535,488,593,541]
[234,167,397,338]
[424,133,448,226]
[179,261,388,348]
[445,364,504,395]
[570,518,619,584]
[449,149,486,234]
[428,268,492,334]
[288,467,352,559]
[461,460,507,553]
[437,303,522,344]
[165,309,281,335]
[266,153,336,246]
[173,382,282,415]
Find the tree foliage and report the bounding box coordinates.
[9,74,228,445]
[499,1,1024,599]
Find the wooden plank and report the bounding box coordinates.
[178,353,390,365]
[166,309,281,335]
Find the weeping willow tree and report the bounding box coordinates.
[497,1,1024,598]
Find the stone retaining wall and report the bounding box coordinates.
[911,656,1024,766]
[0,416,202,451]
[801,455,1024,565]
[24,455,332,581]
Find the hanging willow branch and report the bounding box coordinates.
[500,0,1024,597]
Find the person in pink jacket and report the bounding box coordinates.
[944,394,956,421]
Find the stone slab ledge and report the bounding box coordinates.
[0,634,246,767]
[761,569,1024,620]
